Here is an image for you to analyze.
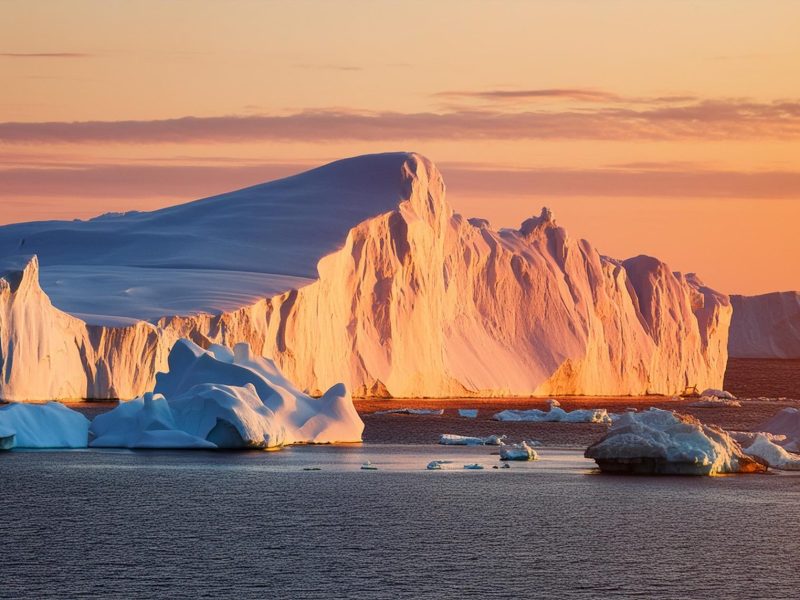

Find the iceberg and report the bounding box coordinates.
[0,402,89,449]
[585,408,767,475]
[439,433,506,446]
[89,339,363,449]
[753,407,800,452]
[0,153,731,401]
[743,434,800,471]
[493,406,612,424]
[499,441,538,461]
[729,292,800,359]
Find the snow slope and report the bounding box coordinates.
[729,292,800,358]
[0,152,732,400]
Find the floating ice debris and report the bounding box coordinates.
[699,388,737,400]
[743,434,800,471]
[689,397,742,408]
[426,460,453,470]
[585,408,767,476]
[493,406,612,424]
[458,409,478,418]
[499,441,538,461]
[0,402,89,449]
[361,461,379,470]
[463,463,484,470]
[371,408,444,416]
[439,434,506,446]
[547,399,561,408]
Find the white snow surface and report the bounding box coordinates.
[729,292,800,358]
[493,406,612,424]
[0,152,732,400]
[585,408,762,475]
[743,434,800,470]
[699,388,737,400]
[439,434,506,446]
[89,339,363,448]
[755,407,800,452]
[0,402,89,449]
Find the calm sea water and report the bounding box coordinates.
[2,444,799,599]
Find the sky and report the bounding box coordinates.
[1,0,799,294]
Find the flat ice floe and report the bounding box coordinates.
[689,397,742,408]
[370,408,444,416]
[439,434,506,446]
[585,408,767,475]
[89,339,363,449]
[493,405,612,424]
[0,402,89,449]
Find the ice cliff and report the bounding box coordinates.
[728,292,800,358]
[0,152,731,400]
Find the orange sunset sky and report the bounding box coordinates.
[1,0,799,295]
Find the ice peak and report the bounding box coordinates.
[519,206,556,236]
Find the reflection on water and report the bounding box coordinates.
[2,445,799,599]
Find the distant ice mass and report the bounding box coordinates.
[370,408,444,416]
[0,402,89,449]
[729,292,800,359]
[90,339,363,449]
[439,434,506,446]
[493,406,612,424]
[585,408,767,476]
[458,409,478,418]
[0,152,732,400]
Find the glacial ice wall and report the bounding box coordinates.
[0,153,731,400]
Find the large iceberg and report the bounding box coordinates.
[0,402,89,449]
[89,339,363,449]
[585,408,767,475]
[0,153,731,400]
[729,292,800,358]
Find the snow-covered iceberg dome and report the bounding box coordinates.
[89,339,364,449]
[585,408,766,475]
[0,402,89,449]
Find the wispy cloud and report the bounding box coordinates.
[0,52,93,58]
[1,98,798,144]
[0,161,797,202]
[436,88,620,102]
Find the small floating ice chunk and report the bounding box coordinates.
[360,461,379,470]
[493,406,611,424]
[439,433,506,446]
[0,402,89,449]
[744,434,800,471]
[371,408,444,416]
[699,388,737,400]
[689,397,742,408]
[463,463,484,470]
[547,399,561,408]
[458,409,478,418]
[426,460,453,470]
[499,441,538,461]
